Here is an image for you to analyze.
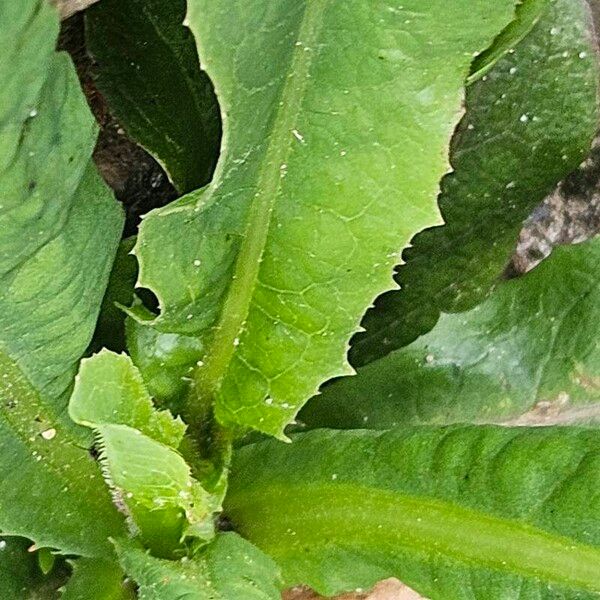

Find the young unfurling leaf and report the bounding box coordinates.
[70,351,217,557]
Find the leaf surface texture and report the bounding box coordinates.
[132,0,518,436]
[227,426,600,598]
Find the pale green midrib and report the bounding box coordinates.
[227,483,600,592]
[192,2,328,406]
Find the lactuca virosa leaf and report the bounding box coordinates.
[86,0,221,193]
[60,558,134,600]
[226,426,600,598]
[468,0,548,84]
[0,0,126,555]
[114,533,282,600]
[301,237,600,430]
[131,0,518,438]
[69,351,216,558]
[350,0,600,367]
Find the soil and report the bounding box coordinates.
[58,14,178,237]
[509,135,600,275]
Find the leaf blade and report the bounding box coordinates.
[133,0,518,437]
[301,237,600,430]
[468,0,548,84]
[226,426,600,598]
[61,558,134,600]
[86,0,221,193]
[0,353,125,556]
[350,0,600,366]
[115,533,282,600]
[0,0,127,555]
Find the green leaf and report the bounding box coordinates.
[0,354,126,556]
[115,533,282,600]
[126,310,203,415]
[351,0,600,367]
[61,558,134,600]
[0,101,125,408]
[301,237,600,430]
[468,0,548,84]
[0,537,67,599]
[86,0,221,193]
[0,0,127,555]
[226,426,600,598]
[131,0,518,438]
[70,350,186,447]
[69,351,216,557]
[90,237,138,354]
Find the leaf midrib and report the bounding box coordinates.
[228,482,600,592]
[192,1,328,408]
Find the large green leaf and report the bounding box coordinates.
[130,0,517,438]
[70,351,216,557]
[86,0,221,193]
[0,0,126,555]
[115,533,282,599]
[301,237,600,430]
[227,426,600,598]
[350,0,600,367]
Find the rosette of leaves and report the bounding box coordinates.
[1,0,600,598]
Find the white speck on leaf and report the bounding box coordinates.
[41,428,56,440]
